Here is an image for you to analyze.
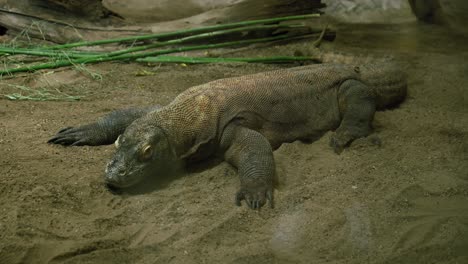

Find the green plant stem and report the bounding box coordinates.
[0,47,96,59]
[0,34,297,75]
[1,24,313,60]
[103,24,306,58]
[47,13,320,50]
[137,55,320,64]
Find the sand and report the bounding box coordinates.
[1,20,467,264]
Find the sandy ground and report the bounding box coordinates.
[1,20,468,264]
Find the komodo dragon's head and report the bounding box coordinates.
[104,121,177,189]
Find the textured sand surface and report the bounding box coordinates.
[1,21,467,264]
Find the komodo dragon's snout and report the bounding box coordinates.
[105,124,177,189]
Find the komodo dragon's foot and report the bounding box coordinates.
[48,125,103,146]
[235,182,274,209]
[330,130,381,154]
[48,106,160,146]
[329,130,355,154]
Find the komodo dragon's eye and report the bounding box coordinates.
[139,145,153,161]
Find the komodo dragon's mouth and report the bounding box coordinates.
[104,156,145,189]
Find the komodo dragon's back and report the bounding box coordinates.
[154,62,406,156]
[49,59,407,209]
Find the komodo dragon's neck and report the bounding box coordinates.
[148,93,219,159]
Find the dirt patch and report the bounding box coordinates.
[1,21,468,263]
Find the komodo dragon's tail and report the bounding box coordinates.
[316,51,407,110]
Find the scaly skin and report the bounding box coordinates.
[49,62,407,209]
[48,106,160,146]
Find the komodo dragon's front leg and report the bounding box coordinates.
[220,123,274,209]
[48,105,160,146]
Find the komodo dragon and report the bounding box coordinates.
[48,62,407,209]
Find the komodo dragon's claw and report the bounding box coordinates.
[330,132,382,154]
[48,126,93,146]
[329,134,346,154]
[235,186,274,209]
[58,126,73,133]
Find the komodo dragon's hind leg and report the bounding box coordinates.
[48,105,161,146]
[330,79,376,154]
[221,123,274,209]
